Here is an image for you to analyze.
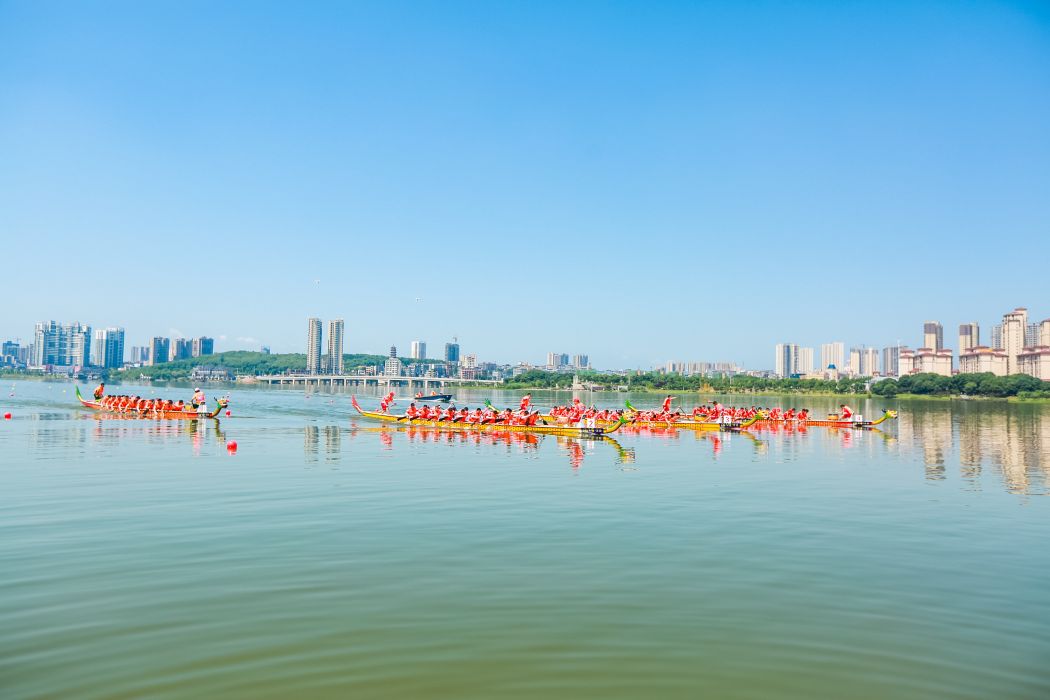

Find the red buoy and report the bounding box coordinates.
[3,412,11,420]
[225,410,231,417]
[226,440,237,452]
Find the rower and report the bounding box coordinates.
[93,382,105,400]
[406,403,419,419]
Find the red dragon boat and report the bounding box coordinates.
[75,386,227,420]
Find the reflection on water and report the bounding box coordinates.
[29,415,228,456]
[304,424,343,462]
[896,402,1050,495]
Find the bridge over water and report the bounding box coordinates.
[254,374,503,389]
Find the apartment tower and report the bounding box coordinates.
[1001,308,1028,375]
[958,323,979,353]
[327,319,344,374]
[306,317,323,374]
[923,321,943,351]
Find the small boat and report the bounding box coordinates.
[351,396,623,438]
[75,386,227,420]
[414,393,453,402]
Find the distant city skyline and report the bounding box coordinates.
[5,302,1050,373]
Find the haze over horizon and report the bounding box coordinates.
[3,1,1049,369]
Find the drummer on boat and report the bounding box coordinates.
[93,382,105,400]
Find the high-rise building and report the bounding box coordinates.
[882,346,901,377]
[32,321,91,368]
[445,338,460,363]
[991,324,1003,350]
[1001,307,1028,375]
[306,317,323,374]
[384,345,402,376]
[572,354,590,370]
[820,342,845,370]
[1026,323,1040,348]
[410,341,426,360]
[128,346,149,364]
[862,347,879,376]
[848,347,863,376]
[774,343,800,378]
[170,338,192,361]
[327,319,344,374]
[958,323,979,353]
[192,337,214,357]
[1041,319,1050,347]
[149,337,170,366]
[923,321,943,351]
[798,347,815,375]
[91,327,125,369]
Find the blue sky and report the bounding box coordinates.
[2,1,1048,369]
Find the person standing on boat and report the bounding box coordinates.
[93,382,106,400]
[839,404,854,420]
[519,394,532,412]
[662,395,676,413]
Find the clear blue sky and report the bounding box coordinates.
[2,1,1049,369]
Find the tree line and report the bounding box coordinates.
[503,369,1050,399]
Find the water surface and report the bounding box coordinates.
[2,381,1048,699]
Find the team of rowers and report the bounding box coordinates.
[92,382,220,414]
[385,392,858,425]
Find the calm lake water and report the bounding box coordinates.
[2,380,1048,699]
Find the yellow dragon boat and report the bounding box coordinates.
[351,396,626,438]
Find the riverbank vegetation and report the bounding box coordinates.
[871,372,1050,399]
[502,370,872,394]
[504,370,1050,399]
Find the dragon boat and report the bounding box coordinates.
[750,410,898,428]
[352,396,624,438]
[76,387,228,420]
[517,401,759,432]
